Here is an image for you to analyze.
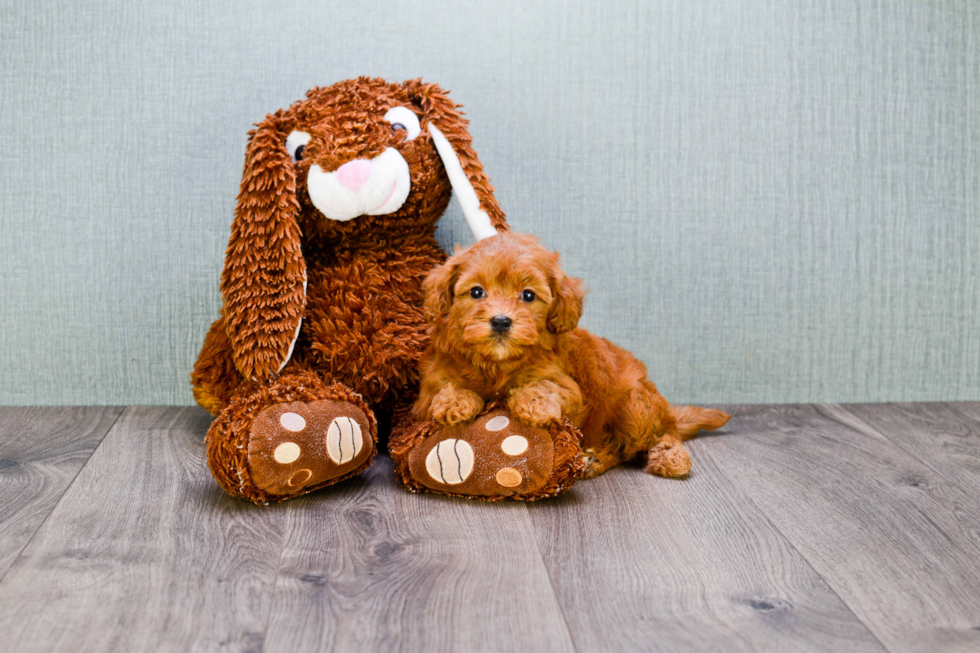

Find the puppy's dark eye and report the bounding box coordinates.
[521,289,536,302]
[294,144,305,161]
[470,287,485,299]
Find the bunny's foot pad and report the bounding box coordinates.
[390,403,585,501]
[206,372,377,504]
[247,400,373,496]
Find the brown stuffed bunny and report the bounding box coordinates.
[191,78,522,503]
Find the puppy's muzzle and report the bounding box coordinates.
[490,315,512,334]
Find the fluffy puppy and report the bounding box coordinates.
[412,232,730,478]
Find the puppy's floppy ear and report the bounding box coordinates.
[546,253,585,335]
[407,80,508,240]
[220,110,306,380]
[422,257,463,324]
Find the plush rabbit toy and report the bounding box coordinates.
[193,77,583,503]
[191,77,584,503]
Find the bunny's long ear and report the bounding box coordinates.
[220,111,306,380]
[412,81,509,240]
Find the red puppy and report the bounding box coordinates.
[413,231,729,478]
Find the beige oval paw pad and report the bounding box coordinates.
[288,469,313,487]
[274,441,301,464]
[496,467,523,487]
[426,439,475,485]
[485,415,510,431]
[279,412,307,432]
[325,417,363,464]
[501,435,528,455]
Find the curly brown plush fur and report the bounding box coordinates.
[192,78,508,502]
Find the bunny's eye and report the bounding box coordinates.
[384,106,421,141]
[285,131,311,163]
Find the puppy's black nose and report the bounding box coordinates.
[490,315,512,333]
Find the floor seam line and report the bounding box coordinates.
[704,406,896,653]
[943,402,980,429]
[830,402,980,561]
[524,502,582,653]
[830,403,956,479]
[0,405,128,587]
[260,500,293,653]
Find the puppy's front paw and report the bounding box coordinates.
[508,382,563,427]
[430,385,485,426]
[581,449,604,478]
[580,447,619,478]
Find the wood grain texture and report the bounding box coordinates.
[709,404,980,653]
[263,455,575,653]
[0,407,287,653]
[948,401,980,425]
[0,406,122,580]
[4,404,980,652]
[526,447,887,653]
[842,402,980,498]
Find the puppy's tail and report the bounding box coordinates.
[671,405,731,440]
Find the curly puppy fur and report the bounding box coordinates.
[191,78,508,500]
[413,232,730,479]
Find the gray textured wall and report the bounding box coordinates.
[2,0,979,406]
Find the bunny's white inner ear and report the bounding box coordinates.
[276,273,307,374]
[428,123,498,241]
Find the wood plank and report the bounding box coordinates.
[525,443,886,653]
[842,402,980,497]
[946,401,980,429]
[263,455,576,653]
[0,406,123,580]
[0,406,287,653]
[707,404,980,653]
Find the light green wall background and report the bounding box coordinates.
[2,0,978,406]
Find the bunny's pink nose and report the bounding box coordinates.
[335,159,372,192]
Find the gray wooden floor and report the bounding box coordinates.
[1,404,979,653]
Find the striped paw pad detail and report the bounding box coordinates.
[425,439,475,485]
[325,417,363,465]
[406,410,557,497]
[247,399,375,497]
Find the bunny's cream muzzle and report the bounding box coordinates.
[307,147,411,221]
